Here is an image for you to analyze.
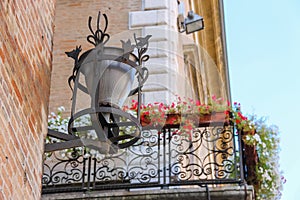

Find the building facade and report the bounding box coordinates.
[48,0,231,114]
[0,0,253,199]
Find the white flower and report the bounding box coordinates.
[62,119,69,124]
[51,138,59,143]
[87,131,97,139]
[58,106,65,112]
[58,125,67,133]
[245,135,251,141]
[253,134,261,143]
[49,118,56,124]
[83,153,91,158]
[258,167,264,173]
[262,172,272,181]
[96,153,104,161]
[263,151,269,157]
[90,149,97,156]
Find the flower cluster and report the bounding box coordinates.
[129,100,168,127]
[47,106,69,133]
[47,96,284,199]
[46,107,103,160]
[125,96,229,136]
[244,118,284,200]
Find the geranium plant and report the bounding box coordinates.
[230,102,284,200]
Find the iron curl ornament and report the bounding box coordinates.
[47,11,151,154]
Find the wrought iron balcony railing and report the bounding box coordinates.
[42,119,245,194]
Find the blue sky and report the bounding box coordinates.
[224,1,300,199]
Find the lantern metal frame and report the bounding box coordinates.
[45,12,151,154]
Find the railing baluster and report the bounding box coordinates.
[163,128,167,186]
[168,128,171,185]
[158,129,161,185]
[87,157,92,189]
[238,129,246,183]
[92,157,96,189]
[82,156,86,189]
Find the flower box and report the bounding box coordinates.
[140,112,229,128]
[199,112,229,125]
[242,130,259,188]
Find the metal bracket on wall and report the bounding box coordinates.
[45,129,115,154]
[44,129,83,152]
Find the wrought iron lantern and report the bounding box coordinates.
[46,12,151,154]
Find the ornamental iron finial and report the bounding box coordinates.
[65,13,152,93]
[87,11,110,46]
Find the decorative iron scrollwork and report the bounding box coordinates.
[43,125,244,193]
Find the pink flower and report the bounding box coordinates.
[212,95,217,101]
[171,102,175,108]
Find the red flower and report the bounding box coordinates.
[227,101,230,106]
[237,112,247,120]
[172,130,179,135]
[130,102,138,111]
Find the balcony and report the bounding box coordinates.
[42,114,254,199]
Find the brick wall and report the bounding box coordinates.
[0,1,55,199]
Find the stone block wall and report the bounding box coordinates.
[0,1,55,199]
[129,0,191,104]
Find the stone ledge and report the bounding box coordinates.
[42,185,254,200]
[142,25,169,41]
[144,0,168,10]
[129,10,169,28]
